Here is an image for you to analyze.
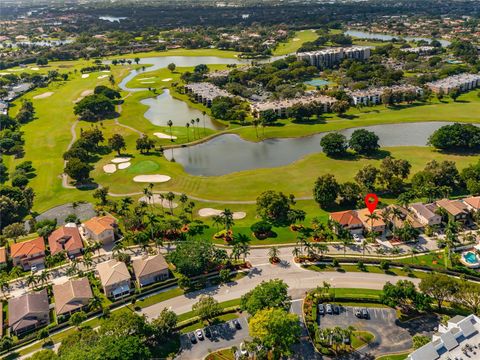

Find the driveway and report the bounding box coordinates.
[318,306,414,357]
[176,317,250,360]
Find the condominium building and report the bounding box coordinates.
[184,82,232,107]
[297,46,371,68]
[408,314,480,360]
[250,94,337,119]
[426,73,480,93]
[348,85,423,106]
[401,46,437,55]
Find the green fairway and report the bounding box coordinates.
[273,30,318,55]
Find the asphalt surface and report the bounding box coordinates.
[177,316,250,360]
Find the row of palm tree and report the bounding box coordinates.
[316,326,356,354]
[185,113,207,142]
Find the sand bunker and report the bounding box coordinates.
[198,208,246,219]
[101,70,111,73]
[81,74,90,79]
[97,75,108,79]
[154,132,177,140]
[117,162,131,170]
[0,73,9,76]
[140,81,154,84]
[103,164,117,174]
[139,194,179,208]
[139,77,155,80]
[133,175,171,183]
[73,89,94,103]
[33,92,53,99]
[111,157,131,163]
[162,78,173,82]
[31,67,40,71]
[293,38,300,41]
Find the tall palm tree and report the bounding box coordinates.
[190,119,196,139]
[167,120,174,142]
[313,242,328,257]
[91,241,102,256]
[82,253,94,270]
[292,247,301,259]
[165,192,175,215]
[212,215,222,230]
[366,212,380,236]
[220,209,235,232]
[0,276,10,300]
[202,111,206,136]
[185,123,190,142]
[26,274,38,289]
[196,118,200,137]
[89,294,103,311]
[252,119,259,139]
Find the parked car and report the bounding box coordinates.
[204,327,212,338]
[343,335,351,345]
[362,308,369,319]
[353,234,362,243]
[196,329,204,340]
[354,309,362,318]
[318,303,325,315]
[190,333,197,343]
[333,304,340,314]
[326,304,333,314]
[233,319,242,329]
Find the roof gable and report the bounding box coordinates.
[10,238,45,258]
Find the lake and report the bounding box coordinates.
[141,89,224,130]
[165,122,459,176]
[345,30,451,47]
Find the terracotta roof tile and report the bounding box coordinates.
[48,226,83,255]
[329,210,363,227]
[10,237,45,259]
[83,215,116,236]
[0,247,7,263]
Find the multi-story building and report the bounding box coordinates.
[184,82,232,107]
[348,85,423,106]
[297,46,371,68]
[251,94,336,119]
[426,73,480,93]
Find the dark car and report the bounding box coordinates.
[318,304,325,316]
[233,319,242,329]
[333,305,340,315]
[354,309,362,318]
[190,333,197,344]
[362,308,369,319]
[204,327,212,338]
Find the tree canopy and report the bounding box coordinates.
[240,279,291,316]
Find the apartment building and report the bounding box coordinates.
[426,73,480,93]
[251,94,337,118]
[184,82,232,107]
[348,85,423,106]
[297,46,371,68]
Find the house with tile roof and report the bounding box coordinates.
[385,205,424,231]
[132,254,169,287]
[436,198,470,224]
[8,289,49,335]
[463,196,480,212]
[52,278,93,316]
[357,208,386,235]
[409,202,442,227]
[0,247,7,270]
[96,259,131,299]
[83,215,117,245]
[48,224,84,257]
[10,237,46,270]
[329,210,364,235]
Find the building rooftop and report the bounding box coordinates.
[0,247,7,264]
[251,94,336,113]
[52,278,93,315]
[83,215,116,236]
[48,225,83,255]
[132,254,169,278]
[357,208,386,228]
[8,289,49,333]
[10,237,45,258]
[436,198,469,217]
[463,196,480,210]
[96,259,130,287]
[410,202,438,220]
[329,210,363,227]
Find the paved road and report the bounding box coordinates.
[141,261,419,320]
[177,317,250,360]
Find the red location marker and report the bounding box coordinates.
[364,193,379,214]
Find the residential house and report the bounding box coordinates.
[357,208,386,235]
[385,205,424,231]
[52,278,93,316]
[10,237,46,270]
[0,247,7,269]
[8,289,49,335]
[329,210,364,235]
[96,259,131,299]
[436,198,470,224]
[463,196,480,213]
[132,254,169,287]
[409,202,442,227]
[48,224,84,258]
[408,314,480,360]
[83,215,117,245]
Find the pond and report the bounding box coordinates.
[345,30,451,47]
[165,122,460,176]
[142,89,224,130]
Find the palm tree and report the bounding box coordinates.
[120,197,133,214]
[233,233,250,245]
[366,212,380,237]
[82,253,94,270]
[179,193,188,211]
[26,274,38,289]
[0,276,10,300]
[313,242,328,257]
[143,187,153,206]
[212,215,222,230]
[252,119,259,139]
[91,241,103,256]
[268,246,280,262]
[89,294,103,311]
[167,120,174,141]
[196,118,200,137]
[37,271,50,287]
[185,123,190,142]
[165,192,175,215]
[292,247,301,260]
[220,209,235,232]
[112,240,126,256]
[202,111,206,136]
[190,119,196,139]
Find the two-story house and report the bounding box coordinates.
[329,210,364,235]
[10,237,46,271]
[436,198,470,224]
[132,254,169,287]
[48,224,84,258]
[409,202,442,227]
[53,278,93,316]
[96,259,131,299]
[83,216,117,245]
[8,289,49,335]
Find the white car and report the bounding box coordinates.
[353,234,362,243]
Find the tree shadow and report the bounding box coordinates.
[291,117,327,125]
[338,114,359,120]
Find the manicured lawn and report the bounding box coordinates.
[111,48,239,60]
[205,348,235,360]
[304,263,426,279]
[273,30,318,55]
[352,331,375,349]
[333,288,383,300]
[376,353,409,360]
[135,287,184,308]
[126,160,161,174]
[397,251,449,269]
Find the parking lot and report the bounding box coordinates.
[177,317,250,360]
[318,305,414,356]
